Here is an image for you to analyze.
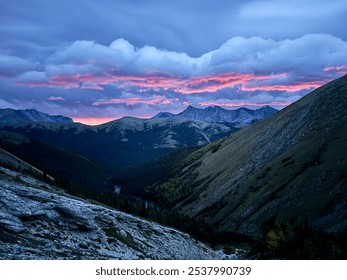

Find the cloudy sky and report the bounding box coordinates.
[1,0,347,124]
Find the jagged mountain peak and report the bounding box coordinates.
[152,105,278,124]
[152,111,175,119]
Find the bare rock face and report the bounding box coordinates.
[0,212,25,233]
[0,166,235,260]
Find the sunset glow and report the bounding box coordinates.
[17,71,290,94]
[72,117,120,125]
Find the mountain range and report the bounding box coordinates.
[153,105,278,125]
[0,105,277,126]
[0,106,277,167]
[0,117,234,166]
[0,108,73,124]
[0,105,278,195]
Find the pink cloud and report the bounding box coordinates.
[241,79,328,92]
[17,79,80,89]
[241,83,321,92]
[81,81,104,90]
[48,96,65,101]
[174,72,287,94]
[322,65,347,75]
[17,68,347,96]
[182,101,191,106]
[198,100,293,108]
[16,71,290,95]
[92,96,176,106]
[104,72,288,94]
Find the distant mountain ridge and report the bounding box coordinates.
[0,116,235,166]
[0,105,277,188]
[0,106,277,127]
[0,108,73,124]
[153,105,278,125]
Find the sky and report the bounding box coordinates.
[1,0,347,125]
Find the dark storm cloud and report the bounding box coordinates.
[2,0,346,57]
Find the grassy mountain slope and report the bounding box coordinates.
[0,118,233,166]
[150,75,347,241]
[0,133,118,191]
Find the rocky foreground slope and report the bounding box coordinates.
[0,163,235,260]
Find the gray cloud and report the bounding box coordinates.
[0,54,37,77]
[16,34,347,84]
[210,34,347,75]
[1,0,346,58]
